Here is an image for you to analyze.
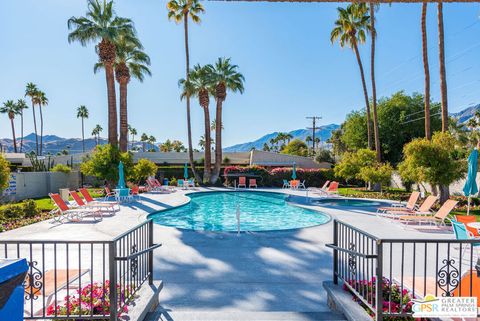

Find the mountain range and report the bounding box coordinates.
[1,104,479,154]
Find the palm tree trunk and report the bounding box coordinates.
[352,40,372,150]
[10,118,17,153]
[370,3,381,162]
[183,14,201,183]
[32,101,38,154]
[39,105,44,155]
[203,106,212,183]
[105,62,118,147]
[82,118,85,152]
[119,80,128,152]
[438,1,449,132]
[211,99,223,184]
[20,110,24,153]
[422,1,431,140]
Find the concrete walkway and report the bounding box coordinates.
[0,188,455,321]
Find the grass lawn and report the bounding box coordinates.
[338,187,410,201]
[452,209,480,221]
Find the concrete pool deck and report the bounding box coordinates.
[0,188,456,320]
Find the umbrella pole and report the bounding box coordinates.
[467,196,471,215]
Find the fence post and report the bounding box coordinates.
[375,240,383,321]
[148,220,154,285]
[109,241,118,321]
[333,220,338,285]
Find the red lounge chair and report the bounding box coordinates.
[238,177,246,188]
[70,190,115,214]
[79,188,118,212]
[49,193,101,222]
[249,179,257,188]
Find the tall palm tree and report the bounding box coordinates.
[369,3,381,161]
[140,133,148,152]
[16,99,28,152]
[148,135,156,151]
[129,126,137,150]
[68,0,136,147]
[205,57,245,184]
[76,105,89,152]
[92,124,103,146]
[0,100,21,153]
[180,64,213,182]
[167,0,205,182]
[438,1,448,132]
[25,83,39,154]
[421,1,431,140]
[331,4,372,150]
[34,91,48,155]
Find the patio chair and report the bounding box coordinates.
[70,190,115,215]
[451,220,480,262]
[455,215,480,237]
[377,191,421,213]
[315,181,338,196]
[298,180,306,189]
[79,188,118,212]
[249,179,257,188]
[129,185,141,202]
[290,180,299,189]
[187,178,195,188]
[379,195,437,219]
[238,177,247,188]
[398,199,458,226]
[104,187,116,201]
[282,179,290,189]
[177,179,185,189]
[49,193,102,222]
[310,181,330,195]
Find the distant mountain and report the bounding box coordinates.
[224,124,340,152]
[451,104,480,124]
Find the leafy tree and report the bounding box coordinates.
[51,164,72,174]
[358,163,393,190]
[133,159,157,183]
[80,144,133,186]
[0,154,10,192]
[398,132,466,202]
[0,100,21,153]
[315,149,335,164]
[281,139,308,157]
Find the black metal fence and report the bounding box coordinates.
[328,219,480,320]
[0,219,159,321]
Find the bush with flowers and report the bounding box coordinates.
[47,281,131,320]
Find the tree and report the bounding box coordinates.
[133,159,157,183]
[369,3,381,161]
[172,140,186,152]
[438,1,449,132]
[80,144,133,186]
[0,154,10,193]
[16,99,28,153]
[398,132,466,203]
[262,143,270,152]
[205,57,245,184]
[76,105,89,152]
[331,3,372,150]
[315,149,335,164]
[305,135,312,147]
[92,124,103,146]
[25,83,39,154]
[1,100,21,153]
[167,0,205,182]
[140,133,148,152]
[34,90,48,155]
[129,126,137,150]
[68,0,136,147]
[281,139,308,157]
[421,2,431,140]
[148,135,156,151]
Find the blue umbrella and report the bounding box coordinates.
[184,162,189,180]
[292,162,297,180]
[117,161,126,189]
[463,149,478,215]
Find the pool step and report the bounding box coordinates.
[145,310,346,321]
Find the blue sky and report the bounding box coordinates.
[1,1,480,148]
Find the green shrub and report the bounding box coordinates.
[133,159,157,183]
[50,164,72,173]
[0,154,11,192]
[21,199,40,218]
[0,199,40,221]
[169,177,178,186]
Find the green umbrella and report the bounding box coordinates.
[463,148,478,215]
[292,162,297,180]
[184,162,189,180]
[117,161,126,189]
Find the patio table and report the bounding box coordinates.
[113,188,131,203]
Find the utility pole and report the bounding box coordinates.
[306,116,322,156]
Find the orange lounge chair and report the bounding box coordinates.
[238,177,246,188]
[455,215,480,237]
[49,193,102,222]
[79,188,118,210]
[398,199,458,226]
[380,195,437,219]
[70,191,115,214]
[290,180,299,189]
[249,179,257,188]
[324,181,339,195]
[377,191,421,213]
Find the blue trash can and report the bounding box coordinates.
[0,258,28,321]
[163,178,169,186]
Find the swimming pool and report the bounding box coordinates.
[149,191,330,232]
[313,198,390,207]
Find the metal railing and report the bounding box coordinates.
[328,219,480,320]
[0,219,160,320]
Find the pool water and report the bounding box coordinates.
[313,198,389,207]
[149,191,330,232]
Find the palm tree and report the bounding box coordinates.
[167,0,205,182]
[34,91,48,155]
[25,83,39,154]
[140,133,148,152]
[205,57,245,184]
[369,3,381,161]
[148,135,156,151]
[0,100,21,153]
[180,64,213,182]
[68,0,136,147]
[438,1,448,132]
[76,105,89,152]
[92,124,103,146]
[421,2,431,140]
[305,135,312,147]
[331,4,372,150]
[129,126,137,150]
[16,99,28,152]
